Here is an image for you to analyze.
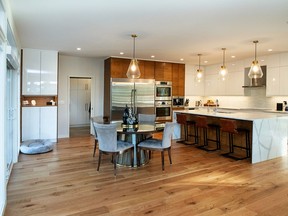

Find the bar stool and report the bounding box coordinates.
[176,113,197,145]
[220,118,251,160]
[195,116,220,151]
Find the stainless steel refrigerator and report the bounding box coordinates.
[110,78,155,121]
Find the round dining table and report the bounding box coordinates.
[115,121,165,167]
[91,117,165,167]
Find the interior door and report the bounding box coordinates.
[69,78,91,127]
[5,68,18,180]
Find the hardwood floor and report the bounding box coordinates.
[5,135,288,216]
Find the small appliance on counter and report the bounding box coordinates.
[172,96,184,107]
[284,101,288,111]
[276,103,283,111]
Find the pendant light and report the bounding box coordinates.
[126,34,141,79]
[219,48,228,80]
[248,40,263,79]
[196,54,203,82]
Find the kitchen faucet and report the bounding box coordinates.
[214,99,219,113]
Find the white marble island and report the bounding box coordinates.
[174,108,288,164]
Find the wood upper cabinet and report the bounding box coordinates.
[138,60,155,79]
[178,64,185,96]
[110,58,130,78]
[107,58,155,79]
[155,62,172,81]
[172,63,185,96]
[172,64,179,96]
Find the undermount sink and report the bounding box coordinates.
[216,110,234,114]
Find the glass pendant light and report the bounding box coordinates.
[219,48,228,80]
[126,34,141,79]
[196,54,203,82]
[248,40,263,79]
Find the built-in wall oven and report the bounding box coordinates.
[155,100,172,121]
[155,81,172,100]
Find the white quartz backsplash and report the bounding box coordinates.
[186,88,288,111]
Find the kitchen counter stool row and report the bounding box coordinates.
[176,113,251,160]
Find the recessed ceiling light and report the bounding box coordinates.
[231,55,236,58]
[120,52,124,55]
[268,49,273,52]
[76,47,81,51]
[180,58,184,61]
[261,59,265,62]
[204,60,208,64]
[151,55,155,58]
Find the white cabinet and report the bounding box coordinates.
[22,107,57,141]
[225,72,244,96]
[22,49,58,95]
[279,66,288,95]
[41,51,58,95]
[204,74,220,96]
[266,66,288,96]
[266,67,280,96]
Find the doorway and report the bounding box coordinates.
[69,77,91,137]
[5,67,19,180]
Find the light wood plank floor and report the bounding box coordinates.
[5,136,288,216]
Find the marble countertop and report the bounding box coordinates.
[174,108,288,121]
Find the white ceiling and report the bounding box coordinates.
[9,0,288,65]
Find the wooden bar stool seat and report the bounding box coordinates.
[176,113,197,145]
[220,118,251,160]
[195,116,220,151]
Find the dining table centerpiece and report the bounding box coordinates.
[122,104,138,128]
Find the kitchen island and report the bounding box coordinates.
[174,108,288,164]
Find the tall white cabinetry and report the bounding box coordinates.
[266,53,288,96]
[22,49,58,95]
[21,49,58,142]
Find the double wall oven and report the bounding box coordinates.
[155,81,172,121]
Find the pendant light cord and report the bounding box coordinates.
[132,34,137,59]
[223,48,225,66]
[253,40,258,61]
[198,54,201,70]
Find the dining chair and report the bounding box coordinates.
[92,120,98,157]
[138,113,156,140]
[137,122,175,171]
[93,122,134,175]
[138,114,156,123]
[138,113,157,159]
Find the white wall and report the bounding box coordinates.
[58,55,104,138]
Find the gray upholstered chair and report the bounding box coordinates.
[93,122,134,175]
[137,122,175,171]
[138,114,156,123]
[91,119,98,157]
[138,113,156,140]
